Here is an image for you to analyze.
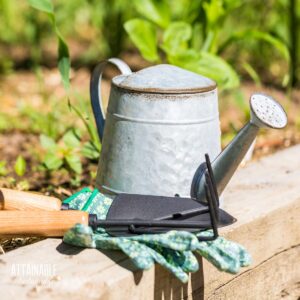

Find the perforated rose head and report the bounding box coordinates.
[250,93,287,129]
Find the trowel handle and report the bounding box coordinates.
[0,188,62,211]
[0,210,89,237]
[90,58,132,140]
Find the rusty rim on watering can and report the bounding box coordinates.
[111,81,217,94]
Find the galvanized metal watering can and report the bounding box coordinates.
[90,58,287,203]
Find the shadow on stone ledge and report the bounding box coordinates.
[56,241,143,285]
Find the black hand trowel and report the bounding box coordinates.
[100,154,236,240]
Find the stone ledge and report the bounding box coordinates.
[206,245,300,300]
[0,145,300,299]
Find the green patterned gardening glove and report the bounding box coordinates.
[63,188,251,283]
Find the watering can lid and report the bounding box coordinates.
[112,64,216,94]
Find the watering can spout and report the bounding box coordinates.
[191,93,288,203]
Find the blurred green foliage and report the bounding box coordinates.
[124,0,291,89]
[0,0,134,72]
[0,0,298,87]
[0,0,298,189]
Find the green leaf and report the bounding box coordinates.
[162,22,192,55]
[133,0,170,28]
[63,130,81,148]
[44,152,63,171]
[29,0,70,91]
[203,0,225,27]
[58,57,70,90]
[170,1,203,24]
[68,98,100,147]
[40,134,57,150]
[14,155,26,177]
[195,52,240,89]
[242,62,261,86]
[223,0,242,11]
[28,0,54,14]
[0,161,8,176]
[82,141,100,160]
[57,31,69,58]
[124,19,158,62]
[219,29,290,62]
[167,49,201,73]
[191,23,204,51]
[65,154,82,174]
[57,33,70,90]
[168,50,240,89]
[70,175,81,187]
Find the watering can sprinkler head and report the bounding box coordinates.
[191,93,287,204]
[249,93,287,129]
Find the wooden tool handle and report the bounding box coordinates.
[0,188,62,211]
[0,210,89,237]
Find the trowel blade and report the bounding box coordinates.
[218,209,237,226]
[105,193,236,237]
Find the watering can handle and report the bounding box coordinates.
[90,58,132,141]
